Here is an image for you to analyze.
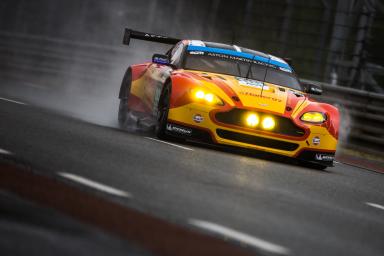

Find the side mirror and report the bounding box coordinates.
[152,54,171,65]
[302,82,322,95]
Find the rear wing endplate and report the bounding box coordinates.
[123,28,181,45]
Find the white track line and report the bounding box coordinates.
[189,219,290,255]
[145,137,193,151]
[58,172,131,198]
[366,202,384,211]
[0,148,12,155]
[0,97,27,105]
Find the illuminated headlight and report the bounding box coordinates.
[245,113,259,127]
[300,112,326,123]
[261,116,275,130]
[195,90,205,99]
[193,89,223,106]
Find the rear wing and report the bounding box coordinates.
[123,28,181,46]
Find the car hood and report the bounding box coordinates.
[179,70,307,115]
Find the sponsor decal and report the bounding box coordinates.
[153,56,169,64]
[235,77,265,89]
[166,123,192,136]
[206,52,244,60]
[186,45,292,71]
[315,154,334,161]
[238,91,282,102]
[189,51,204,55]
[312,136,321,145]
[144,33,166,39]
[193,114,204,123]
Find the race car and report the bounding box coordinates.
[118,29,339,169]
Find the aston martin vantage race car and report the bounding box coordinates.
[118,29,339,169]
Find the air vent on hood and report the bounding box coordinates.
[201,75,212,80]
[231,95,240,102]
[216,75,227,81]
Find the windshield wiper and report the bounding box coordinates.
[245,60,253,79]
[236,62,242,77]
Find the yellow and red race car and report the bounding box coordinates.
[118,29,339,169]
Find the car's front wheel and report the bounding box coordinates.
[299,161,328,170]
[118,68,132,129]
[155,83,171,139]
[118,99,129,128]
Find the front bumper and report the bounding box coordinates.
[167,103,337,162]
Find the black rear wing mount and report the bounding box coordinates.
[123,28,181,46]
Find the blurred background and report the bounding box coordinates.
[0,0,383,155]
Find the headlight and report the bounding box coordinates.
[244,113,275,130]
[261,116,275,130]
[300,112,326,123]
[192,89,224,106]
[245,113,259,127]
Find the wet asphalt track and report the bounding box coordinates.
[0,93,383,256]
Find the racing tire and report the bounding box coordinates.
[155,82,171,139]
[118,68,132,128]
[311,164,328,171]
[300,161,328,170]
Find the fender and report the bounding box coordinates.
[297,101,340,139]
[118,67,131,99]
[128,63,172,115]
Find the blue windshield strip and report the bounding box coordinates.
[187,45,292,72]
[187,45,254,60]
[253,55,270,64]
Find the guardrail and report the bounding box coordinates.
[1,31,383,153]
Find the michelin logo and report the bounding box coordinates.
[189,51,204,55]
[166,123,192,136]
[315,154,334,161]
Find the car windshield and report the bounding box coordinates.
[184,52,302,91]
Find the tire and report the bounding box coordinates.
[155,82,171,139]
[300,161,328,170]
[118,68,132,128]
[118,99,129,128]
[311,164,328,170]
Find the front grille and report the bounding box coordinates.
[216,129,299,151]
[215,109,305,137]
